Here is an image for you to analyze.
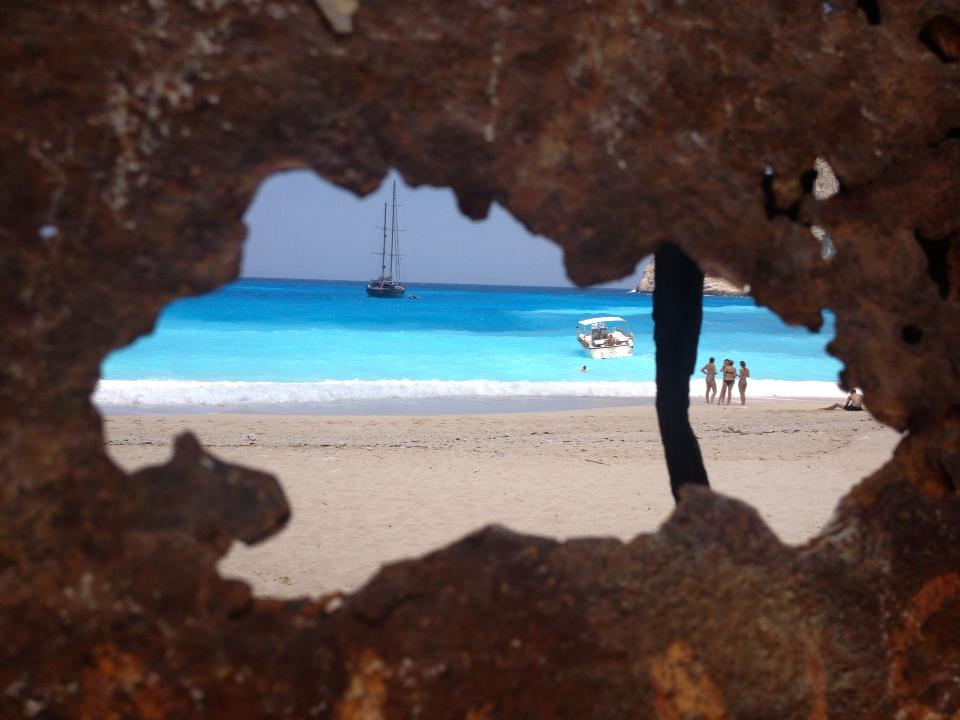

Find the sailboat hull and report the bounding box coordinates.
[365,282,406,298]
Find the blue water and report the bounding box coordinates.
[97,278,843,407]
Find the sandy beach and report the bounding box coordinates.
[104,400,899,599]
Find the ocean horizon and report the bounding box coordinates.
[95,278,845,413]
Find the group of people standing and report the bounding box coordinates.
[700,357,749,405]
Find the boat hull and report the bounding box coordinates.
[366,282,406,298]
[583,343,634,360]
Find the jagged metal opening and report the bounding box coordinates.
[94,170,890,600]
[98,169,659,598]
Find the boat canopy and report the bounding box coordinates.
[578,316,628,326]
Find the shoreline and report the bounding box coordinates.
[105,401,898,598]
[94,381,848,417]
[96,395,656,417]
[96,394,824,417]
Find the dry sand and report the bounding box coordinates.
[104,400,899,599]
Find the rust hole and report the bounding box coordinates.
[902,325,923,345]
[914,229,951,300]
[812,157,842,200]
[919,15,960,63]
[760,166,800,221]
[858,0,882,25]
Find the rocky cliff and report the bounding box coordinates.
[635,259,750,296]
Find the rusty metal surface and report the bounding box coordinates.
[2,1,958,717]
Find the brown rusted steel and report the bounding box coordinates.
[2,1,958,717]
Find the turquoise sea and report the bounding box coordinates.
[95,278,844,412]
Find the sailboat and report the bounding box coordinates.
[366,180,407,298]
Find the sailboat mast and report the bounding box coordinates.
[390,180,401,281]
[380,202,388,279]
[365,179,408,296]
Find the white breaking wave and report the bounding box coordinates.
[93,378,843,407]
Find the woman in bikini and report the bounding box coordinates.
[718,359,737,405]
[699,356,718,403]
[737,360,750,405]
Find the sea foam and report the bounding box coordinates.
[93,378,843,408]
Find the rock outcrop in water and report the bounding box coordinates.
[3,2,959,718]
[635,259,750,296]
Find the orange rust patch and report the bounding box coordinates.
[890,573,960,685]
[465,702,495,720]
[649,641,726,720]
[891,700,960,720]
[889,573,960,718]
[335,649,390,720]
[803,636,828,720]
[78,644,178,719]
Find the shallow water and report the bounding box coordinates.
[97,278,843,409]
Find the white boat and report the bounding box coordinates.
[577,316,635,359]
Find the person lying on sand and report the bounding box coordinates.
[822,389,864,411]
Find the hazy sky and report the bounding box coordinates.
[241,170,646,288]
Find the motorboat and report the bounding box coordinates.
[576,316,634,359]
